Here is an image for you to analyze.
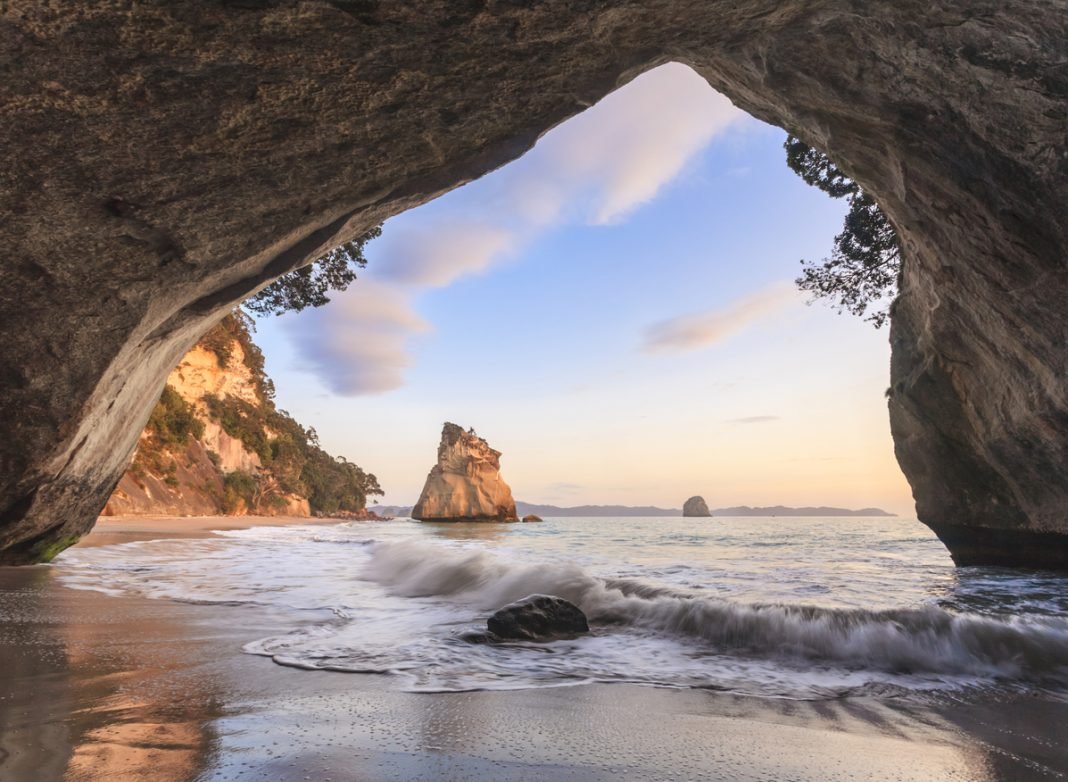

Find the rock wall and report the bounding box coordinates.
[102,320,311,519]
[2,2,1067,565]
[412,424,518,522]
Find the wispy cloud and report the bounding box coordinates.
[287,280,428,394]
[641,283,797,354]
[375,221,518,288]
[287,63,747,394]
[521,63,743,225]
[728,415,780,424]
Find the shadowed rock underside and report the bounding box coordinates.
[1,2,1067,566]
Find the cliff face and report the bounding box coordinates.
[2,3,1068,566]
[412,424,518,523]
[104,315,378,519]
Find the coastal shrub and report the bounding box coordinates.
[132,386,203,480]
[197,313,275,401]
[244,226,382,317]
[198,324,235,368]
[222,470,258,513]
[203,394,273,464]
[786,136,900,328]
[202,368,383,515]
[147,385,204,446]
[301,451,383,516]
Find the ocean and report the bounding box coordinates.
[54,516,1068,700]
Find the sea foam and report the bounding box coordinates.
[363,541,1068,681]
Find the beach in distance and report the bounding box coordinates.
[2,513,1066,781]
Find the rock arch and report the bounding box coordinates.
[2,2,1067,566]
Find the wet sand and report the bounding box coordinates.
[81,513,353,548]
[1,519,1067,781]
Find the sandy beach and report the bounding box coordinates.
[80,514,354,547]
[0,517,1066,781]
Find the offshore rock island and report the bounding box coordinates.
[683,496,712,517]
[411,423,518,523]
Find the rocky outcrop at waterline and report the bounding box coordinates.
[2,3,1068,566]
[682,497,712,517]
[485,595,590,642]
[412,424,518,523]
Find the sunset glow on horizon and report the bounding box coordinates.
[251,64,915,516]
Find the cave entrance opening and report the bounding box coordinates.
[241,62,914,549]
[4,5,1066,569]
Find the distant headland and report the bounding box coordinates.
[370,501,896,518]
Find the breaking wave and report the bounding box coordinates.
[363,541,1068,681]
[53,518,1068,696]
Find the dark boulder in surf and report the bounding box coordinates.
[486,594,589,642]
[521,514,544,523]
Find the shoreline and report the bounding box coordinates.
[1,562,1066,780]
[79,513,362,548]
[1,516,1064,780]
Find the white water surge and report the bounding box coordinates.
[55,517,1068,697]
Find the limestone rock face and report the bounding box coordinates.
[683,497,712,517]
[103,319,318,519]
[2,3,1068,565]
[412,424,518,523]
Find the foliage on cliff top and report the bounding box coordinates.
[786,136,901,328]
[244,226,382,317]
[197,312,275,401]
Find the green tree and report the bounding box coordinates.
[786,136,901,328]
[244,226,383,316]
[146,385,204,446]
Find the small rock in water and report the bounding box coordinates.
[682,496,712,517]
[521,514,543,523]
[486,594,589,641]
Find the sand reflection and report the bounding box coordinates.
[0,567,218,781]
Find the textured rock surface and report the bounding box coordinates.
[521,514,544,523]
[1,2,1067,564]
[412,424,517,523]
[103,322,310,518]
[486,594,590,642]
[682,496,712,517]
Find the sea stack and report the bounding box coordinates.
[683,496,712,517]
[412,423,518,522]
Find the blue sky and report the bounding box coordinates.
[251,64,914,514]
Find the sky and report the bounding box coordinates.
[251,63,916,516]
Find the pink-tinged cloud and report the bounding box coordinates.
[288,63,749,394]
[288,280,429,395]
[376,221,518,288]
[534,63,743,224]
[642,283,798,353]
